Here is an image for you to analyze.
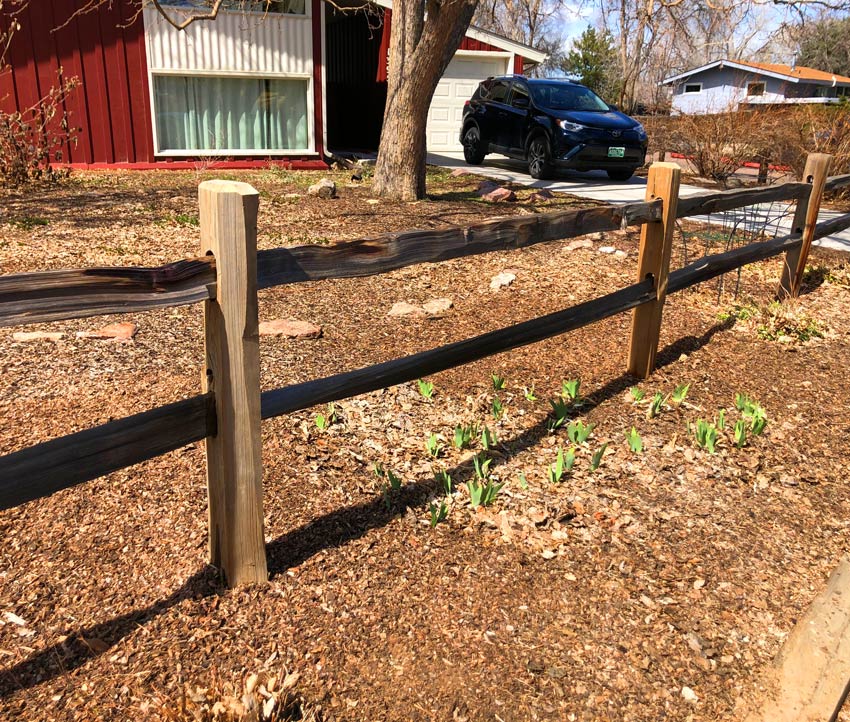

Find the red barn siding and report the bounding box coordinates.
[0,0,154,164]
[458,37,500,53]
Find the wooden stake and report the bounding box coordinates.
[779,152,832,298]
[627,162,681,379]
[199,180,267,587]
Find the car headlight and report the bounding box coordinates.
[557,119,585,133]
[634,122,647,140]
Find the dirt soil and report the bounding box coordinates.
[1,167,849,722]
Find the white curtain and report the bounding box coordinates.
[154,76,308,152]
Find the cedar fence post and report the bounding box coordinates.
[199,180,268,587]
[779,152,832,298]
[627,162,681,379]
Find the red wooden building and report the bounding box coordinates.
[0,0,544,168]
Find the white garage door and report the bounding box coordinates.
[427,55,509,153]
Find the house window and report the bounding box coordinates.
[683,83,702,94]
[153,75,309,153]
[747,82,765,97]
[162,0,306,16]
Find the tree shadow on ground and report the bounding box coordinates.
[0,319,734,699]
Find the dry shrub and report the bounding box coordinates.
[644,104,850,192]
[0,69,79,188]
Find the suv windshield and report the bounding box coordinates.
[529,83,609,112]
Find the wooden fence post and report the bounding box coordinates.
[779,152,832,298]
[199,180,268,587]
[627,162,681,379]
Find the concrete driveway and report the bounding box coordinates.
[427,151,850,253]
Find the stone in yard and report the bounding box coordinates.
[366,199,380,205]
[528,191,552,203]
[566,239,594,251]
[422,298,453,315]
[451,168,471,176]
[476,180,501,196]
[614,250,628,259]
[484,187,517,202]
[598,246,616,254]
[490,271,516,290]
[259,319,322,339]
[307,178,336,199]
[12,331,64,342]
[76,322,138,341]
[681,687,698,703]
[388,302,425,317]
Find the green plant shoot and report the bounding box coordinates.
[491,374,506,390]
[429,500,449,528]
[590,443,608,472]
[629,387,645,403]
[567,419,594,445]
[562,378,581,402]
[626,427,643,453]
[671,383,690,404]
[417,379,435,400]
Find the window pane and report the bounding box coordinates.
[154,76,309,152]
[489,81,509,103]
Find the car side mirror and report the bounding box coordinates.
[513,97,530,109]
[607,103,619,111]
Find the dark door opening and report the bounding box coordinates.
[324,6,387,152]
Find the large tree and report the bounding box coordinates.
[372,0,479,200]
[796,13,850,76]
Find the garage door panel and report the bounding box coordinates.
[427,54,507,153]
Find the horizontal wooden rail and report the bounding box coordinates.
[668,232,802,294]
[825,174,850,192]
[255,201,661,288]
[812,212,850,240]
[675,181,811,219]
[0,258,215,328]
[260,278,655,419]
[0,394,215,511]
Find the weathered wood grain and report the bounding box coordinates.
[667,232,802,294]
[676,182,811,219]
[825,174,850,192]
[260,278,655,420]
[200,180,267,587]
[781,153,832,297]
[812,212,850,240]
[628,163,681,379]
[255,201,663,288]
[0,258,215,328]
[0,394,215,511]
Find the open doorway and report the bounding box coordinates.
[324,4,387,153]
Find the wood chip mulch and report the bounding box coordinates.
[1,168,849,722]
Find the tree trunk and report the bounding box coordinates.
[372,0,478,201]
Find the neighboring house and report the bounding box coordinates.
[0,0,545,168]
[661,59,850,115]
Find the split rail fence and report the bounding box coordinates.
[1,155,849,585]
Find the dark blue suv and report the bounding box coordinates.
[460,76,647,181]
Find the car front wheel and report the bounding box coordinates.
[462,126,486,165]
[527,136,554,180]
[607,168,637,181]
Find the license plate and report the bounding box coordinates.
[608,147,625,158]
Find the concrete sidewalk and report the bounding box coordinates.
[428,151,850,253]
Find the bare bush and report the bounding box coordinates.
[0,70,79,188]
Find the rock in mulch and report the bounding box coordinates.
[614,250,628,259]
[566,239,594,251]
[259,319,323,339]
[12,331,64,342]
[529,189,554,203]
[598,246,616,254]
[76,322,138,341]
[476,180,501,196]
[307,178,337,199]
[388,298,453,317]
[388,302,426,318]
[451,168,471,177]
[422,298,453,315]
[490,271,516,291]
[483,187,517,203]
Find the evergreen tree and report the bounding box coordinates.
[798,16,850,78]
[560,27,620,102]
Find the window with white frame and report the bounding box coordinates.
[683,83,702,94]
[153,75,309,153]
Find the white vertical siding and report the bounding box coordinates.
[143,8,312,76]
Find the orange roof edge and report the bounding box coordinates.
[734,59,850,84]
